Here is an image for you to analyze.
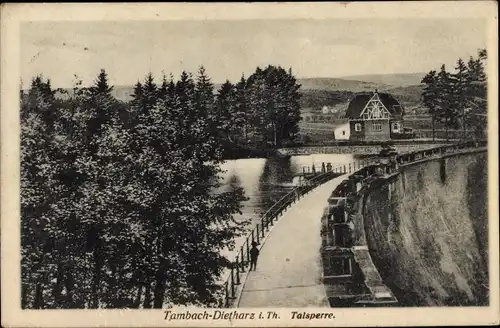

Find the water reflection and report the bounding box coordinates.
[219,153,364,252]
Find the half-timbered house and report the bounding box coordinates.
[345,90,405,141]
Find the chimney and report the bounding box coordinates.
[375,89,378,94]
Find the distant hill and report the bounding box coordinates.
[338,73,426,87]
[53,85,135,102]
[50,75,425,112]
[55,84,224,103]
[297,77,389,92]
[299,89,354,110]
[299,83,424,112]
[385,84,424,107]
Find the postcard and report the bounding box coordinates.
[1,2,498,327]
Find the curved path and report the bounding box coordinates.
[237,175,348,307]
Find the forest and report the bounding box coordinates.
[20,64,301,308]
[421,49,488,140]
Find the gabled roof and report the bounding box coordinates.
[345,91,404,119]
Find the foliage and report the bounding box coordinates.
[20,68,248,309]
[244,65,302,146]
[421,49,487,140]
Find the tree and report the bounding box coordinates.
[451,58,470,139]
[246,67,267,146]
[435,65,458,141]
[281,67,302,144]
[133,70,248,306]
[21,76,59,309]
[88,69,114,96]
[466,49,488,138]
[234,75,249,140]
[195,66,215,128]
[158,73,169,101]
[422,49,488,141]
[245,65,302,147]
[215,80,237,142]
[421,70,439,141]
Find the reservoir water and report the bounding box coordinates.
[218,153,366,259]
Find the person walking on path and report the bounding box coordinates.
[250,242,260,271]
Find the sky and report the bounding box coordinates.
[20,18,487,88]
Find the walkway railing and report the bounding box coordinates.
[220,140,488,307]
[220,160,368,307]
[396,139,487,165]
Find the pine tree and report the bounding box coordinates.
[451,58,470,139]
[88,69,114,96]
[158,73,169,101]
[467,50,487,138]
[246,67,267,146]
[195,66,216,142]
[422,48,487,141]
[234,75,249,141]
[281,67,302,144]
[142,73,158,116]
[435,65,458,140]
[215,80,237,142]
[421,70,439,141]
[85,69,119,139]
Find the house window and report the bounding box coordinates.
[355,123,362,132]
[373,123,382,132]
[342,130,345,135]
[392,122,401,133]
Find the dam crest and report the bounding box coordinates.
[320,142,488,307]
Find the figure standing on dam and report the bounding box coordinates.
[250,242,260,271]
[327,162,332,172]
[379,142,398,174]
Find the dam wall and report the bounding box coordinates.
[277,143,451,156]
[363,151,488,306]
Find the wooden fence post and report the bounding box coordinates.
[230,269,236,298]
[240,246,246,272]
[225,282,229,307]
[246,238,250,264]
[256,225,260,244]
[235,258,241,285]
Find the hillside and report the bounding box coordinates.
[299,84,424,112]
[50,75,426,113]
[384,84,424,107]
[297,77,389,92]
[53,85,135,102]
[339,72,426,87]
[299,89,354,110]
[54,84,224,103]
